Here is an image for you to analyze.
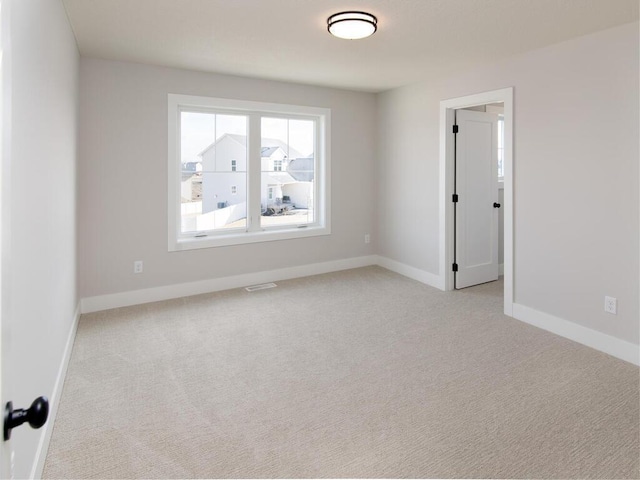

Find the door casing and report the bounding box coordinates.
[0,0,12,477]
[439,87,514,316]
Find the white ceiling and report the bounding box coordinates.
[62,0,638,92]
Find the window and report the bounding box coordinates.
[168,94,330,250]
[497,115,505,180]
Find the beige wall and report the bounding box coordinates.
[78,59,377,298]
[377,22,639,345]
[7,0,79,477]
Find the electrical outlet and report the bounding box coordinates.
[134,260,143,274]
[604,296,617,315]
[364,234,371,244]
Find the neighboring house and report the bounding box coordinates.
[199,133,313,216]
[260,146,286,171]
[281,181,313,209]
[181,162,202,202]
[287,157,314,182]
[183,161,202,173]
[199,133,248,213]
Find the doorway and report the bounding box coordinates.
[439,88,514,316]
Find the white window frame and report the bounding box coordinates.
[168,94,331,251]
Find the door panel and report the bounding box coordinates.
[455,109,499,289]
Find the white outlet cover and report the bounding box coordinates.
[134,261,143,274]
[604,296,617,315]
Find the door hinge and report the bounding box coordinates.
[452,125,459,134]
[452,194,459,203]
[452,263,458,272]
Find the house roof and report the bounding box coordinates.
[287,157,314,182]
[261,146,281,157]
[198,133,246,158]
[198,133,305,159]
[265,172,296,185]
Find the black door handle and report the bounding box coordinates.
[493,203,501,208]
[4,396,49,441]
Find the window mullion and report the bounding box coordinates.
[247,114,262,232]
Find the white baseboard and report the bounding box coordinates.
[81,255,378,313]
[79,255,639,367]
[512,303,640,366]
[31,303,81,479]
[375,255,444,290]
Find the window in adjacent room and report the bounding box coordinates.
[497,115,504,180]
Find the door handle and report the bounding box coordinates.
[493,203,501,208]
[3,396,49,441]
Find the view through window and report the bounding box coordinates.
[180,112,247,233]
[260,117,315,228]
[169,94,329,250]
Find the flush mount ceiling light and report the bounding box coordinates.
[327,11,377,40]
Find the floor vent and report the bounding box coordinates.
[245,282,277,292]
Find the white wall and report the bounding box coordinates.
[377,22,639,345]
[7,0,79,477]
[78,59,376,298]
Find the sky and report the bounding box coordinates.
[181,112,314,164]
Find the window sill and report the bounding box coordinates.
[169,224,330,251]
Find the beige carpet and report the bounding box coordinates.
[43,266,639,479]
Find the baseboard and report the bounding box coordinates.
[81,255,378,313]
[375,255,444,290]
[512,303,640,366]
[79,257,639,367]
[30,302,81,479]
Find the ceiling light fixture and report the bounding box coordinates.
[327,11,377,40]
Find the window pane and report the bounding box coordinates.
[260,118,315,227]
[497,116,504,178]
[180,112,247,233]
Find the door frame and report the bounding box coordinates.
[0,0,12,476]
[439,87,514,316]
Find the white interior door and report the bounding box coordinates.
[455,109,499,289]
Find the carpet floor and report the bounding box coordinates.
[43,266,639,479]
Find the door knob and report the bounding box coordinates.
[493,203,501,208]
[4,396,49,441]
